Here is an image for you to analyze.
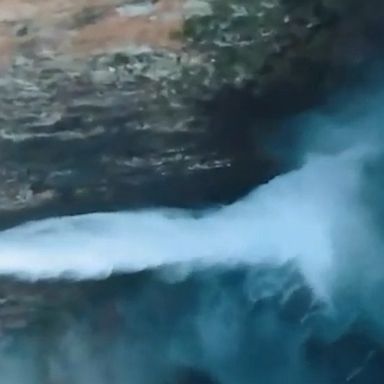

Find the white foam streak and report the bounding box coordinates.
[0,149,366,296]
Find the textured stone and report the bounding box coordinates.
[0,0,381,227]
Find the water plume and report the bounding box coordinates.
[1,81,384,384]
[0,146,368,300]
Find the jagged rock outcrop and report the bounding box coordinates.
[0,0,381,227]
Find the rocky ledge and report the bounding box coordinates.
[0,0,382,227]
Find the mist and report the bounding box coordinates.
[1,83,384,383]
[0,136,371,298]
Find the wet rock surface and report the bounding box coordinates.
[0,267,382,384]
[0,0,382,227]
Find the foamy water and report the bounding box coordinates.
[0,147,371,300]
[2,80,384,384]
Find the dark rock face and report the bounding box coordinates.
[305,331,384,384]
[0,0,381,227]
[0,267,382,384]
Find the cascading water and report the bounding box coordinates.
[1,84,384,383]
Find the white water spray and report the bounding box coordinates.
[0,145,372,298]
[2,83,384,384]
